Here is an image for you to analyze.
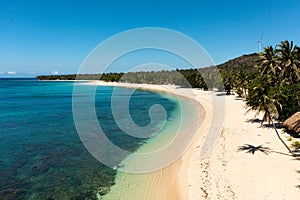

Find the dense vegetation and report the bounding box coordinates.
[245,40,300,154]
[37,41,299,124]
[245,41,299,123]
[37,73,124,82]
[37,54,260,90]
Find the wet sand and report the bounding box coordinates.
[84,81,204,200]
[85,81,300,199]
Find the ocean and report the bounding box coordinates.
[0,78,186,199]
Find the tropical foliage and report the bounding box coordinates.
[37,40,299,125]
[245,40,300,154]
[246,40,300,123]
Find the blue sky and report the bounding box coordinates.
[0,0,300,76]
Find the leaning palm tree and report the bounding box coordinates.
[276,40,300,106]
[246,75,294,155]
[246,75,279,125]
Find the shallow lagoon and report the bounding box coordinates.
[0,79,182,199]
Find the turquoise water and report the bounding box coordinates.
[0,78,178,199]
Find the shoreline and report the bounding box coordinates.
[65,79,300,199]
[81,80,300,199]
[82,80,208,200]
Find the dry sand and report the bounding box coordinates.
[85,81,300,199]
[188,91,300,200]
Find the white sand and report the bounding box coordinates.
[85,81,201,200]
[188,92,300,200]
[84,81,300,199]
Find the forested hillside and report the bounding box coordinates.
[216,53,259,73]
[37,53,259,89]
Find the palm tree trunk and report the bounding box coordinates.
[269,116,294,155]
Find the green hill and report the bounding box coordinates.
[216,53,259,73]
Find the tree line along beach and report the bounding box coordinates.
[1,41,299,200]
[33,40,300,199]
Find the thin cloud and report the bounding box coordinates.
[52,70,59,75]
[7,71,16,75]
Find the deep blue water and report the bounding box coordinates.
[0,78,178,199]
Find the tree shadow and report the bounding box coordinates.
[237,144,271,155]
[285,129,300,138]
[216,92,234,96]
[270,150,291,156]
[245,118,283,129]
[292,156,300,161]
[234,97,245,101]
[262,123,283,129]
[296,170,300,189]
[237,144,293,156]
[246,118,262,124]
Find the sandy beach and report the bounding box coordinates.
[84,81,202,200]
[188,92,300,200]
[86,81,299,200]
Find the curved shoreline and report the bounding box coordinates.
[83,81,209,200]
[45,80,300,199]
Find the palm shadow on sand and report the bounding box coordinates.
[237,144,271,155]
[237,144,292,156]
[296,170,300,189]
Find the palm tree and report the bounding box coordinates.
[222,72,234,95]
[258,46,278,76]
[246,75,280,125]
[234,71,249,98]
[276,40,300,106]
[246,75,294,154]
